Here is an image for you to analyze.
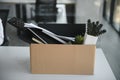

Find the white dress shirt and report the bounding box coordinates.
[0,18,4,45]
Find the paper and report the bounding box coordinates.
[0,19,4,45]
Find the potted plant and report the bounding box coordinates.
[84,19,106,45]
[74,35,84,44]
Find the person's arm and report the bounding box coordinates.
[0,19,4,45]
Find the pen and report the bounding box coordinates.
[32,37,43,44]
[28,28,47,44]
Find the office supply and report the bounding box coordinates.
[14,23,86,44]
[24,23,74,41]
[0,47,116,80]
[37,24,86,37]
[28,27,66,44]
[8,17,67,44]
[8,17,86,44]
[32,37,43,44]
[36,24,86,43]
[28,28,47,44]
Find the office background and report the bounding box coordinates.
[0,0,120,79]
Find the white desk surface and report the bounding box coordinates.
[0,0,75,4]
[0,47,116,80]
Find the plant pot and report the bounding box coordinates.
[84,34,98,45]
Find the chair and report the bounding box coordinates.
[32,0,57,23]
[0,9,9,46]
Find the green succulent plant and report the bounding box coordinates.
[87,19,106,36]
[74,35,84,44]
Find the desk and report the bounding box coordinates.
[0,47,116,80]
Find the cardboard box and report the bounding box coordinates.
[30,44,96,75]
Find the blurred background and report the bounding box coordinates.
[0,0,120,79]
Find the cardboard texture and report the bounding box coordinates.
[30,44,96,75]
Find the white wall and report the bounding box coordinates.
[75,0,103,23]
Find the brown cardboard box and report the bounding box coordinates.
[30,44,96,75]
